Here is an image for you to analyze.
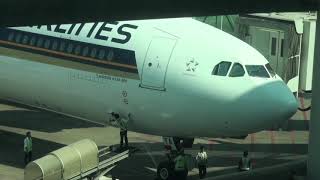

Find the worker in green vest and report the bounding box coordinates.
[238,150,252,171]
[174,149,188,180]
[24,131,32,165]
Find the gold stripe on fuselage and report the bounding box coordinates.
[0,46,140,80]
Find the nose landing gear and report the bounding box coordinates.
[156,137,194,180]
[157,161,174,180]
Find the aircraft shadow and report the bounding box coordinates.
[0,130,65,169]
[0,131,307,180]
[280,119,309,131]
[199,140,308,155]
[0,110,103,133]
[111,142,307,180]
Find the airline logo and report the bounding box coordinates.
[31,22,138,44]
[186,58,199,72]
[0,23,140,80]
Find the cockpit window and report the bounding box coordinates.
[212,61,232,76]
[245,65,270,78]
[265,63,276,77]
[229,63,245,77]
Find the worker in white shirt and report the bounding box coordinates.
[24,131,33,165]
[238,150,252,171]
[196,145,208,179]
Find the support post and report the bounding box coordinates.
[307,10,320,180]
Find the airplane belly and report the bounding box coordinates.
[0,55,69,111]
[0,53,124,124]
[126,89,225,137]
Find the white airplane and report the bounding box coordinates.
[0,18,297,139]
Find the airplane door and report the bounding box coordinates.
[140,37,176,91]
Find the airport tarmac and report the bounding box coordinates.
[0,98,310,180]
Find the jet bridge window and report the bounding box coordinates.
[212,61,232,76]
[229,63,245,77]
[245,65,270,78]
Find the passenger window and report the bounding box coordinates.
[44,39,50,49]
[212,61,232,76]
[265,63,276,77]
[246,65,270,78]
[67,43,74,53]
[30,36,36,46]
[90,48,97,58]
[75,45,81,55]
[229,63,245,77]
[22,35,28,44]
[8,32,14,41]
[52,40,58,50]
[82,47,89,56]
[59,42,66,51]
[98,49,106,59]
[15,33,22,43]
[36,37,43,47]
[107,50,114,61]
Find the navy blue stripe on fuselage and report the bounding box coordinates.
[0,28,138,73]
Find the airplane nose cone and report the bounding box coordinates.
[277,90,298,120]
[261,81,298,123]
[237,81,298,131]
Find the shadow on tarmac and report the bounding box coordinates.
[282,120,309,131]
[0,99,104,132]
[0,100,308,179]
[0,129,307,180]
[111,142,307,180]
[0,130,65,169]
[0,110,103,132]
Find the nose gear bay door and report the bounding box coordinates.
[140,37,176,91]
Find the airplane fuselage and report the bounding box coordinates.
[0,18,297,138]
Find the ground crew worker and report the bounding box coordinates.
[196,146,208,179]
[110,112,131,149]
[120,125,128,149]
[174,149,188,180]
[238,150,252,171]
[24,131,32,165]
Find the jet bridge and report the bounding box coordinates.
[24,139,130,180]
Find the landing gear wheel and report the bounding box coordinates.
[159,167,169,179]
[157,161,173,180]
